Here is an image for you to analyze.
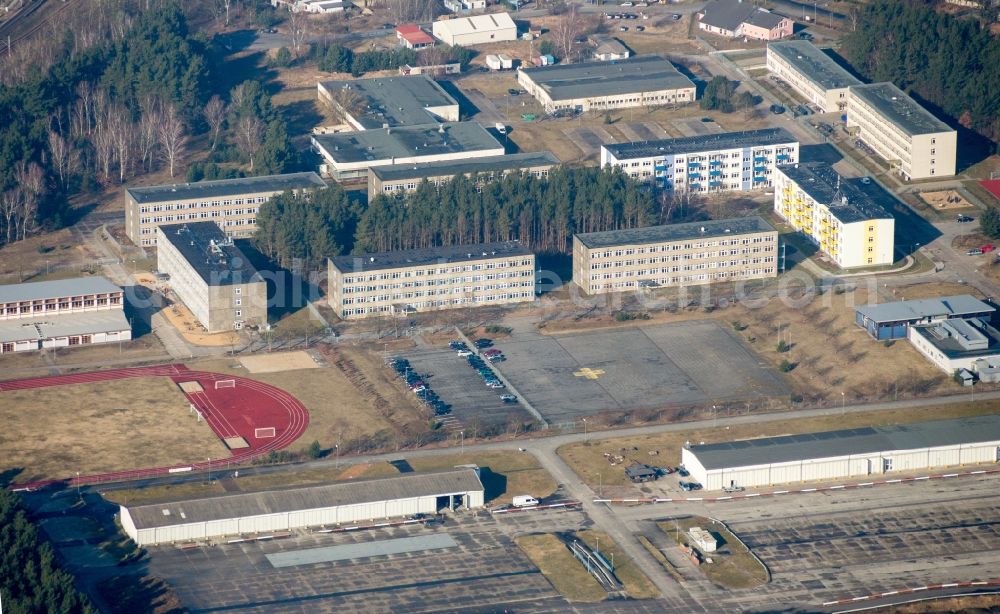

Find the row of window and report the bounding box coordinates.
[589,258,775,279]
[589,248,772,269]
[2,297,121,315]
[550,90,693,110]
[340,291,534,316]
[589,236,772,259]
[343,281,535,304]
[342,271,532,293]
[140,210,257,227]
[341,259,533,283]
[590,268,776,290]
[137,196,268,213]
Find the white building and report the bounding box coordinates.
[443,0,486,12]
[766,40,862,112]
[688,527,718,553]
[316,75,460,131]
[432,13,517,47]
[774,162,895,269]
[120,468,485,545]
[272,0,344,13]
[0,277,131,354]
[485,54,514,71]
[681,415,1000,491]
[908,318,1000,380]
[601,128,798,194]
[591,35,630,61]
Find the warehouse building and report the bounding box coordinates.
[369,151,559,194]
[517,56,696,114]
[908,317,1000,381]
[125,172,327,246]
[682,415,1000,491]
[766,40,861,112]
[156,223,267,332]
[601,127,798,193]
[774,162,894,268]
[572,216,778,296]
[0,277,131,354]
[120,468,485,546]
[432,12,517,47]
[855,294,995,340]
[312,122,505,181]
[329,241,535,319]
[316,75,459,130]
[846,82,957,180]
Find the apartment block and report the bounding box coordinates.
[572,216,779,296]
[369,151,559,195]
[601,128,798,194]
[774,162,895,269]
[156,223,267,333]
[329,241,535,319]
[766,40,861,112]
[846,83,956,180]
[126,172,327,246]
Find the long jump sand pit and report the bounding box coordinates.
[0,376,227,483]
[239,351,320,373]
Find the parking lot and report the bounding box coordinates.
[490,320,788,425]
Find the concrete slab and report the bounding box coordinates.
[266,534,458,568]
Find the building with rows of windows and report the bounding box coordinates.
[369,151,559,195]
[328,241,535,319]
[125,172,327,246]
[765,40,862,113]
[572,217,779,296]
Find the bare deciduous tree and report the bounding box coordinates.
[0,188,22,246]
[107,104,136,183]
[286,8,310,57]
[158,103,188,178]
[203,95,226,152]
[237,115,264,172]
[47,128,78,189]
[138,96,163,173]
[14,161,44,241]
[551,5,593,62]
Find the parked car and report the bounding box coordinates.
[486,381,505,389]
[620,1,633,6]
[507,88,521,96]
[483,348,502,356]
[449,340,467,350]
[474,339,493,348]
[619,25,629,31]
[860,176,872,185]
[457,349,473,357]
[957,214,975,223]
[487,354,505,362]
[635,25,645,31]
[769,104,785,115]
[967,248,984,256]
[671,13,681,20]
[679,481,702,491]
[983,245,996,253]
[500,394,518,403]
[676,466,689,477]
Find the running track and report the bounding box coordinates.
[1,364,309,489]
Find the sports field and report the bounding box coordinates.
[0,376,227,483]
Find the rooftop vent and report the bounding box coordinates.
[370,256,375,262]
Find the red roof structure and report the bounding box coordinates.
[981,180,1000,204]
[396,24,435,46]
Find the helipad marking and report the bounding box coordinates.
[573,367,606,380]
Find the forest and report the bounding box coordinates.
[842,0,1000,144]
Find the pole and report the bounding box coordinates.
[841,392,845,414]
[207,458,211,483]
[460,431,464,455]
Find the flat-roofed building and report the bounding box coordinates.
[312,122,505,181]
[601,128,798,193]
[517,55,696,114]
[846,82,956,180]
[432,12,517,47]
[766,40,861,112]
[774,162,895,268]
[329,241,534,319]
[572,216,778,296]
[369,151,559,194]
[0,277,131,354]
[908,317,1000,378]
[125,172,327,246]
[156,223,267,333]
[855,294,994,340]
[316,75,459,130]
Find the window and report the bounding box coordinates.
[235,310,242,317]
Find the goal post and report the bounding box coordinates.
[214,379,236,389]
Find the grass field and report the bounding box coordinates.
[558,399,1000,492]
[659,517,768,590]
[574,530,659,599]
[0,377,227,483]
[0,334,170,382]
[515,534,607,603]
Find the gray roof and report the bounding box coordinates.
[313,122,504,164]
[603,127,797,161]
[688,415,1000,470]
[700,0,784,32]
[591,36,629,57]
[319,75,458,129]
[777,162,893,224]
[520,56,695,102]
[849,82,953,137]
[332,240,532,274]
[157,222,262,286]
[575,216,776,249]
[126,172,326,205]
[855,295,994,324]
[767,40,862,91]
[911,319,1000,359]
[370,151,559,182]
[124,468,484,530]
[0,309,130,344]
[0,277,122,304]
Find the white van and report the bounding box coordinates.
[512,495,539,507]
[495,123,507,135]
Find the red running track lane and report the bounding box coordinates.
[0,364,308,489]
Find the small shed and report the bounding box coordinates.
[688,527,718,553]
[625,463,658,483]
[486,54,513,71]
[532,54,555,67]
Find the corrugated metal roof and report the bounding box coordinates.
[689,415,1000,470]
[0,277,121,304]
[520,56,695,102]
[125,468,484,529]
[370,151,559,182]
[266,534,458,567]
[434,12,516,37]
[855,295,993,324]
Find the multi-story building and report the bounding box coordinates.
[125,172,326,247]
[572,216,779,295]
[601,128,798,194]
[846,82,957,180]
[517,56,696,114]
[766,40,862,112]
[156,223,267,333]
[369,151,559,195]
[329,241,535,319]
[698,0,793,40]
[774,162,895,268]
[0,277,131,354]
[316,75,459,130]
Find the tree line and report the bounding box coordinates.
[842,0,1000,144]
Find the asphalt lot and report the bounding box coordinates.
[491,320,788,425]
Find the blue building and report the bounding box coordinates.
[855,295,995,340]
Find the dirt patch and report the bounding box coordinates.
[516,534,606,603]
[952,232,990,250]
[919,189,975,211]
[239,351,320,373]
[158,287,241,346]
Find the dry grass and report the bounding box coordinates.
[0,228,95,283]
[557,399,1000,492]
[574,530,659,599]
[0,335,170,382]
[516,534,607,603]
[0,377,228,482]
[659,517,768,590]
[102,480,227,506]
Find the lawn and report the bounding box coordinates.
[515,534,607,603]
[574,530,659,599]
[0,376,228,483]
[659,516,768,590]
[0,334,170,382]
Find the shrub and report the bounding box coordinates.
[306,440,323,459]
[779,359,796,372]
[731,320,747,331]
[776,340,790,353]
[883,339,895,348]
[485,325,513,335]
[789,393,804,403]
[614,311,651,322]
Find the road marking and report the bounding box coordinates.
[573,367,606,380]
[942,473,959,477]
[941,583,959,588]
[744,493,760,497]
[882,590,898,596]
[971,470,987,474]
[857,482,874,486]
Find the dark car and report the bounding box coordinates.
[957,214,975,223]
[679,481,702,491]
[449,341,467,350]
[474,339,493,348]
[770,104,785,115]
[500,394,518,403]
[676,466,689,477]
[508,88,521,96]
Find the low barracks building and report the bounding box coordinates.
[125,172,327,246]
[369,151,559,194]
[156,223,267,332]
[766,40,861,112]
[573,217,778,295]
[329,241,534,319]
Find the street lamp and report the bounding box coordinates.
[582,417,588,437]
[207,458,211,483]
[334,443,340,469]
[460,431,464,455]
[76,471,80,499]
[841,392,846,414]
[712,405,718,427]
